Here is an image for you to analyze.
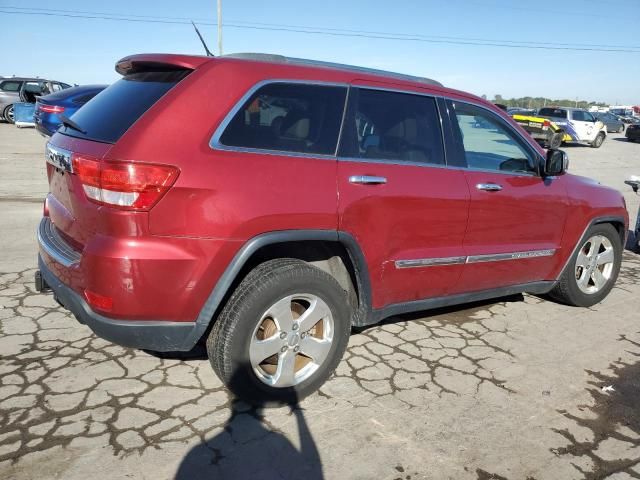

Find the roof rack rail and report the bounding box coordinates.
[223,53,443,87]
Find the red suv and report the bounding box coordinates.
[36,53,628,403]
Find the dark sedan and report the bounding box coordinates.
[593,112,625,133]
[34,84,107,137]
[626,123,640,142]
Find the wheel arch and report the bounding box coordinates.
[182,230,373,349]
[556,215,627,281]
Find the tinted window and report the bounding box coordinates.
[0,81,21,92]
[538,108,567,119]
[573,110,594,122]
[339,88,444,165]
[60,70,189,144]
[450,101,536,174]
[219,83,347,155]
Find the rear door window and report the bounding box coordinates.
[60,69,190,144]
[218,83,347,155]
[339,88,445,165]
[538,108,567,119]
[0,81,22,92]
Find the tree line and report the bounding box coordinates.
[482,94,609,110]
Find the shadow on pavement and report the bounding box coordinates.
[174,365,324,480]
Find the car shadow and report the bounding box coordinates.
[613,137,634,143]
[174,365,324,480]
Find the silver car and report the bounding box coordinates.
[0,77,71,123]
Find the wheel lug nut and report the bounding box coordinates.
[293,346,300,353]
[280,332,287,339]
[292,324,299,331]
[281,346,287,353]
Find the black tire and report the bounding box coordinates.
[548,223,622,307]
[206,258,351,405]
[3,105,15,124]
[548,133,563,150]
[590,132,605,148]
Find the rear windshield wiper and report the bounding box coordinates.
[59,114,87,134]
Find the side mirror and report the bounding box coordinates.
[625,176,640,194]
[544,149,569,176]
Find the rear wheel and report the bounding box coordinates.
[206,258,351,405]
[548,133,563,149]
[549,224,622,307]
[3,105,14,124]
[590,132,605,148]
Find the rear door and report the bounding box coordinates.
[445,99,569,292]
[337,86,470,309]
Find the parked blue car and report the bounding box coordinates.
[35,84,107,137]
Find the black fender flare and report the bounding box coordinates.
[181,230,373,349]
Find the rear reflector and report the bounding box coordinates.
[84,289,113,312]
[40,104,65,114]
[72,155,179,210]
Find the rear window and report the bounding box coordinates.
[60,70,189,144]
[218,83,347,155]
[538,108,567,119]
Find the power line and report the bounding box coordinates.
[1,7,639,53]
[4,5,640,50]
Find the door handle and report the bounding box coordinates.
[349,175,387,185]
[476,183,502,192]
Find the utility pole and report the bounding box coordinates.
[217,0,223,55]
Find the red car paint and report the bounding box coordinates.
[40,53,628,326]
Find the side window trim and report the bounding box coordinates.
[210,79,349,159]
[445,98,543,177]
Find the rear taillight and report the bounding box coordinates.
[72,155,179,211]
[39,104,65,114]
[543,120,551,127]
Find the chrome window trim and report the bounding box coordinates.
[395,249,556,269]
[209,79,349,159]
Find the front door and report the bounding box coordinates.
[571,110,599,142]
[337,86,470,309]
[445,100,569,293]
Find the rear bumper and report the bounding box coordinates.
[38,255,201,351]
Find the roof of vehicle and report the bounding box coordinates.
[0,77,65,83]
[40,84,108,102]
[115,52,443,87]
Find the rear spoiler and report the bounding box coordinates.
[115,54,212,75]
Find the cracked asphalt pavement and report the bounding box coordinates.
[1,124,640,479]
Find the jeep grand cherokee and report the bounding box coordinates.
[36,53,628,403]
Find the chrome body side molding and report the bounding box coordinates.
[395,249,556,269]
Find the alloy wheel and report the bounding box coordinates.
[574,235,615,294]
[249,293,334,387]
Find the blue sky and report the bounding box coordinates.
[1,0,639,104]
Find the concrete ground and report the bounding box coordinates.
[0,123,639,480]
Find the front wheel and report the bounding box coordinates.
[206,258,351,405]
[549,224,622,307]
[590,132,605,148]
